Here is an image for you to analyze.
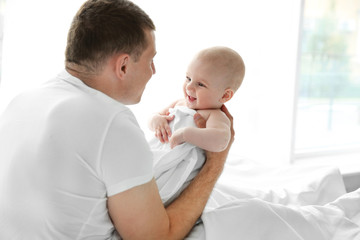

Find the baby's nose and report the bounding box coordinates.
[186,81,194,91]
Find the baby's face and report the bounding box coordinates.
[183,57,227,110]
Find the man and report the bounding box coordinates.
[0,0,234,239]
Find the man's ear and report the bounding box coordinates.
[114,54,130,79]
[220,88,234,104]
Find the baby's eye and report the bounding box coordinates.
[198,82,206,87]
[186,76,191,82]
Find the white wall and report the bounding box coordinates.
[0,0,302,165]
[133,0,303,164]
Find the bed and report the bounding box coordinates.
[185,156,360,240]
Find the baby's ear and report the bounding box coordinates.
[220,88,234,103]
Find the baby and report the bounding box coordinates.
[149,46,245,204]
[149,46,245,151]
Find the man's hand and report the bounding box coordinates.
[193,112,206,129]
[197,104,234,167]
[194,104,234,150]
[220,104,235,144]
[204,105,234,165]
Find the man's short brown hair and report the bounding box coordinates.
[65,0,155,71]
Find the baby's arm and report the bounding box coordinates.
[170,109,231,152]
[148,99,182,143]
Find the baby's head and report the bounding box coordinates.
[184,46,245,110]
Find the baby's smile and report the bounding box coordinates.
[187,95,197,102]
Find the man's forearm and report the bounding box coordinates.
[164,152,227,239]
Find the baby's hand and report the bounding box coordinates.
[151,114,175,143]
[169,128,186,149]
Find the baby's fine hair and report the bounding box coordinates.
[197,46,245,91]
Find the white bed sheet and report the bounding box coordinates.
[185,156,360,240]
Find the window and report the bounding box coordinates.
[0,0,5,83]
[294,0,360,159]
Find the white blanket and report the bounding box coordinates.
[149,107,360,239]
[150,106,205,205]
[186,159,360,240]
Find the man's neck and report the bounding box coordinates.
[64,61,123,103]
[65,62,98,82]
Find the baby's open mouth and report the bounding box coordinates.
[187,95,196,102]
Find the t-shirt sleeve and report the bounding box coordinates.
[100,111,154,197]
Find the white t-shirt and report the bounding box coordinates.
[0,70,153,239]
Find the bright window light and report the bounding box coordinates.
[295,0,360,158]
